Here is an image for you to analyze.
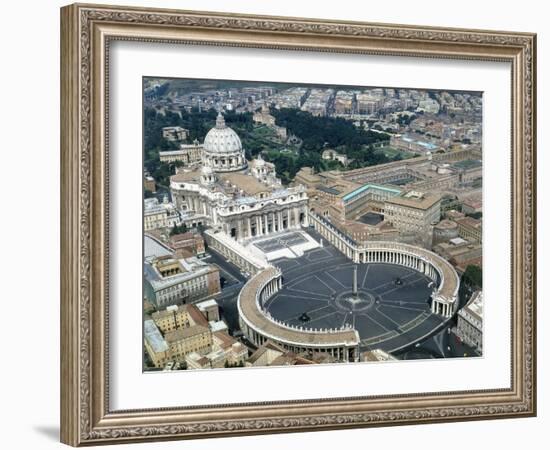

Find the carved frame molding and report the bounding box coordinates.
[60,3,536,446]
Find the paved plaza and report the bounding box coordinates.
[265,237,450,353]
[253,232,309,252]
[249,230,320,261]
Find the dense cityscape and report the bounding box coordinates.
[143,78,483,371]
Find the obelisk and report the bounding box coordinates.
[352,265,358,297]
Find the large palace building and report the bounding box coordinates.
[170,113,309,241]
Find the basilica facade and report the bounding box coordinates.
[170,113,309,242]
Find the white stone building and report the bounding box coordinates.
[162,126,188,141]
[456,290,483,353]
[384,190,441,235]
[144,196,180,231]
[170,112,309,242]
[159,140,203,165]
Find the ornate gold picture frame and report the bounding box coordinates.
[60,3,536,446]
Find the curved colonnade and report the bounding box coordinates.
[309,213,459,318]
[237,267,361,362]
[237,214,460,362]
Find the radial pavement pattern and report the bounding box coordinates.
[265,244,449,353]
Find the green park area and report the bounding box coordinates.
[143,105,403,186]
[377,146,414,161]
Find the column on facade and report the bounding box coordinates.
[260,214,265,235]
[257,215,263,236]
[236,219,242,241]
[270,212,275,233]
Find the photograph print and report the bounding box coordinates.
[142,78,483,372]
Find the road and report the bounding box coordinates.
[399,324,480,360]
[203,249,247,334]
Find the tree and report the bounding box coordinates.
[462,265,482,289]
[392,153,403,162]
[465,211,482,220]
[270,108,389,152]
[170,223,188,236]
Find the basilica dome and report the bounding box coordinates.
[204,113,242,154]
[202,112,247,172]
